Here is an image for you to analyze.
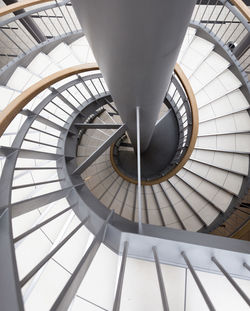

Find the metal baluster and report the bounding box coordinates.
[205,0,220,29]
[214,8,231,37]
[12,178,64,190]
[220,15,237,42]
[112,241,129,311]
[37,10,54,38]
[200,0,212,23]
[210,1,227,33]
[51,6,67,35]
[0,36,12,60]
[224,20,241,45]
[99,77,107,94]
[136,106,142,234]
[153,246,170,311]
[193,0,203,21]
[23,138,62,149]
[243,262,250,272]
[90,79,100,96]
[20,216,89,287]
[73,84,89,103]
[0,28,25,53]
[182,252,216,311]
[51,100,72,116]
[44,9,60,36]
[13,20,36,46]
[13,204,75,243]
[64,1,78,31]
[211,257,250,306]
[66,88,82,105]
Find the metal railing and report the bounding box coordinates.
[0,0,248,73]
[0,0,81,68]
[191,0,250,76]
[109,64,198,185]
[0,66,249,311]
[165,73,194,177]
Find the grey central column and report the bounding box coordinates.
[72,0,196,152]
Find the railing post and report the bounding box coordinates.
[212,256,250,306]
[181,252,216,311]
[113,241,129,311]
[136,106,142,234]
[153,246,170,311]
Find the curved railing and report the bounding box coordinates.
[0,63,98,136]
[0,0,248,72]
[0,0,81,70]
[0,67,248,310]
[0,2,249,311]
[165,64,199,180]
[192,0,250,43]
[0,63,198,184]
[191,0,250,74]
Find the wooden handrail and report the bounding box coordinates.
[0,63,99,137]
[0,0,249,22]
[167,64,199,180]
[0,0,53,17]
[0,62,197,186]
[230,0,250,22]
[110,64,199,185]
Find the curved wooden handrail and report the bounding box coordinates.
[0,63,99,137]
[110,63,199,185]
[231,0,250,22]
[0,0,53,17]
[168,63,199,179]
[0,0,249,22]
[0,62,197,186]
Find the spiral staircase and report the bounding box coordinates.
[0,1,249,311]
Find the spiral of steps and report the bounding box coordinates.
[0,4,249,311]
[76,27,250,233]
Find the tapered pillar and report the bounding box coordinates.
[72,0,196,152]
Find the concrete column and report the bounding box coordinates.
[72,0,196,152]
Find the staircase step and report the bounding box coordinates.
[180,36,214,77]
[27,52,61,78]
[48,42,81,68]
[190,149,249,176]
[69,36,96,64]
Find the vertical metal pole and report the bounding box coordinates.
[184,268,187,311]
[212,257,250,306]
[113,241,129,311]
[153,246,169,311]
[136,106,142,234]
[181,252,216,311]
